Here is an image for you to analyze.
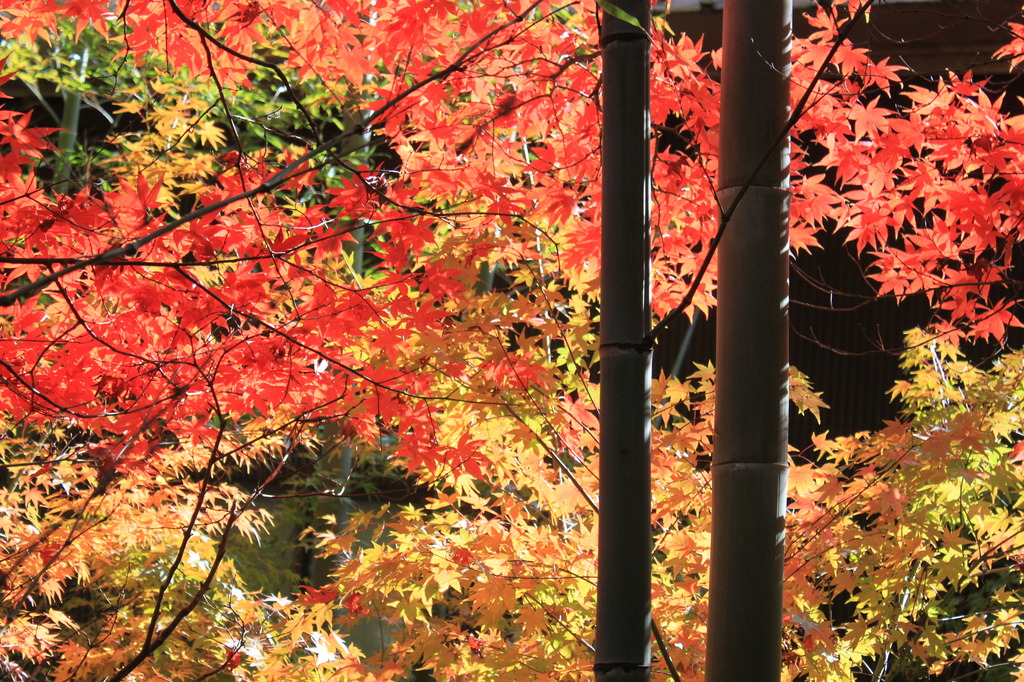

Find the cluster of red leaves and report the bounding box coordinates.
[788,12,1024,343]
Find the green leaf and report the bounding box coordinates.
[595,0,643,29]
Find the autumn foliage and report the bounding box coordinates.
[1,0,1024,679]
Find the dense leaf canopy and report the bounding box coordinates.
[1,0,1024,679]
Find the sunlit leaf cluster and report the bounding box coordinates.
[0,0,1023,679]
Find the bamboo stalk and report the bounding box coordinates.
[706,1,792,680]
[595,1,653,680]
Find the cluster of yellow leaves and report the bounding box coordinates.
[0,425,283,680]
[262,335,1024,681]
[783,330,1024,681]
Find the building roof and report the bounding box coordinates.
[662,0,1021,76]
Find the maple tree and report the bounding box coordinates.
[0,0,1023,680]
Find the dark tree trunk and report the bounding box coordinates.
[594,1,652,681]
[706,0,792,680]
